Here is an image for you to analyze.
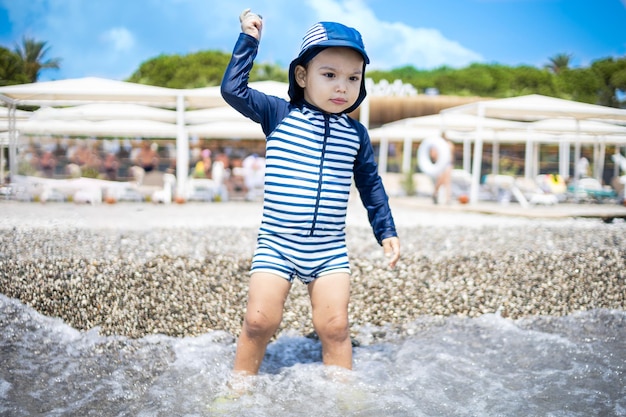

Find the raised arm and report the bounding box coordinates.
[221,10,290,136]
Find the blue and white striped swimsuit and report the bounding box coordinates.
[221,32,397,284]
[252,233,350,284]
[251,106,358,283]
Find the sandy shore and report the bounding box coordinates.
[0,197,555,230]
[1,198,624,340]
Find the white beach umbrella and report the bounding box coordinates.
[16,118,178,138]
[31,103,177,123]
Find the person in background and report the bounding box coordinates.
[70,143,90,167]
[135,141,159,172]
[193,149,213,178]
[431,135,454,205]
[241,153,265,200]
[39,150,57,178]
[575,156,590,180]
[103,152,120,181]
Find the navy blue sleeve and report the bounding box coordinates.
[220,33,290,136]
[351,119,398,245]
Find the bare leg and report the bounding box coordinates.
[433,175,441,204]
[433,166,453,204]
[308,273,352,369]
[233,272,291,375]
[441,165,453,204]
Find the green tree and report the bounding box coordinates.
[0,46,29,85]
[123,46,626,108]
[590,57,626,107]
[610,68,626,108]
[129,54,189,88]
[127,50,287,88]
[477,64,515,96]
[250,62,288,83]
[435,63,501,96]
[555,67,601,103]
[508,65,557,97]
[545,53,572,74]
[14,36,61,82]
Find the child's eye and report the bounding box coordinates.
[350,76,361,82]
[323,72,335,78]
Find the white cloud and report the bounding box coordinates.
[100,27,135,52]
[304,0,483,69]
[372,22,484,69]
[4,0,485,80]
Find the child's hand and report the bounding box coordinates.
[382,236,400,269]
[239,8,263,40]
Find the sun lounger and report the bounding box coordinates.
[568,177,618,203]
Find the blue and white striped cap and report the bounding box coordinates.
[301,23,329,50]
[288,22,369,110]
[298,22,369,65]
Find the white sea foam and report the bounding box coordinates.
[1,294,624,416]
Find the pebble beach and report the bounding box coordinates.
[1,198,624,341]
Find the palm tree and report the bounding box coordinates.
[545,53,572,74]
[0,46,29,85]
[14,36,61,82]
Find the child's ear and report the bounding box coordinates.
[294,65,307,88]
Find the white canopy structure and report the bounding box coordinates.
[185,106,265,139]
[31,103,178,123]
[444,94,626,122]
[369,114,528,175]
[1,107,31,182]
[187,120,265,139]
[5,79,626,205]
[185,106,252,124]
[183,80,288,109]
[16,118,179,138]
[0,78,186,189]
[441,94,626,203]
[0,77,289,192]
[0,77,180,107]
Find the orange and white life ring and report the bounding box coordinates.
[417,136,451,178]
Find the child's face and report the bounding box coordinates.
[294,47,364,114]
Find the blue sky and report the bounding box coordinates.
[1,0,625,82]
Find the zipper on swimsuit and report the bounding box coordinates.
[310,114,330,235]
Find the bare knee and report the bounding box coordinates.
[242,309,281,340]
[315,314,349,344]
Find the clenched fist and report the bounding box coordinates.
[239,8,263,40]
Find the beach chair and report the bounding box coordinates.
[568,177,618,203]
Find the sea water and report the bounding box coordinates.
[1,294,624,417]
